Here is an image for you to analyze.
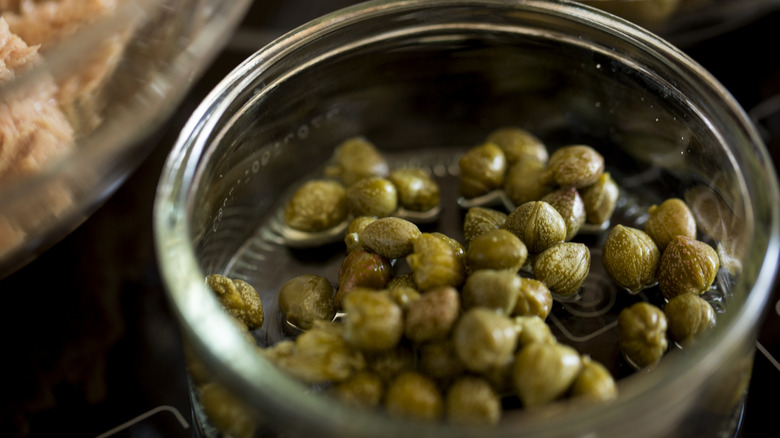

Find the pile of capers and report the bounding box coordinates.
[604,198,719,368]
[283,137,441,234]
[196,127,726,430]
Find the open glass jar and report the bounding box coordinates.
[154,1,780,437]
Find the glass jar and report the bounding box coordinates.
[154,1,780,437]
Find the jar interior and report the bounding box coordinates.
[175,5,758,437]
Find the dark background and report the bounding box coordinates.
[1,2,778,437]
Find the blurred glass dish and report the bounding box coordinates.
[580,0,780,45]
[0,0,251,278]
[154,0,780,437]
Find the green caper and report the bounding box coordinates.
[206,274,264,330]
[359,216,421,259]
[326,137,389,186]
[284,179,347,232]
[569,355,617,403]
[418,339,466,385]
[503,201,566,254]
[404,286,460,342]
[664,293,717,346]
[512,342,582,407]
[365,345,416,383]
[532,242,591,299]
[461,269,521,315]
[261,321,365,383]
[388,168,441,212]
[466,228,528,273]
[387,272,417,291]
[453,308,518,373]
[445,376,502,425]
[504,159,550,207]
[512,278,553,320]
[346,177,398,218]
[513,315,557,347]
[334,248,392,309]
[431,231,467,261]
[387,285,421,310]
[617,302,668,369]
[542,145,604,189]
[463,207,507,244]
[580,172,619,225]
[644,198,697,251]
[199,382,256,438]
[344,216,377,252]
[601,225,660,293]
[342,289,404,351]
[458,142,507,198]
[278,274,336,331]
[486,126,548,165]
[657,235,719,300]
[407,233,466,291]
[542,187,586,241]
[332,370,384,409]
[385,371,444,421]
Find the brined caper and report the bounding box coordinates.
[334,248,392,308]
[407,233,466,291]
[326,136,389,186]
[657,235,719,300]
[365,345,416,383]
[359,216,421,259]
[445,376,501,425]
[486,126,548,165]
[206,274,264,330]
[466,228,528,273]
[431,231,467,260]
[533,242,590,299]
[617,302,668,369]
[512,342,582,407]
[284,179,347,232]
[346,177,398,218]
[542,187,586,241]
[503,201,566,254]
[387,285,421,310]
[385,371,444,421]
[199,382,256,438]
[387,271,417,291]
[332,370,384,409]
[453,308,518,372]
[404,286,460,342]
[463,207,507,244]
[344,216,377,252]
[644,198,697,251]
[513,315,557,347]
[342,289,404,351]
[664,293,716,346]
[512,278,553,320]
[504,159,550,207]
[580,172,619,225]
[388,167,441,212]
[261,321,365,383]
[461,269,521,315]
[418,339,466,385]
[569,355,617,403]
[458,142,507,198]
[542,145,604,189]
[278,274,335,331]
[601,225,660,293]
